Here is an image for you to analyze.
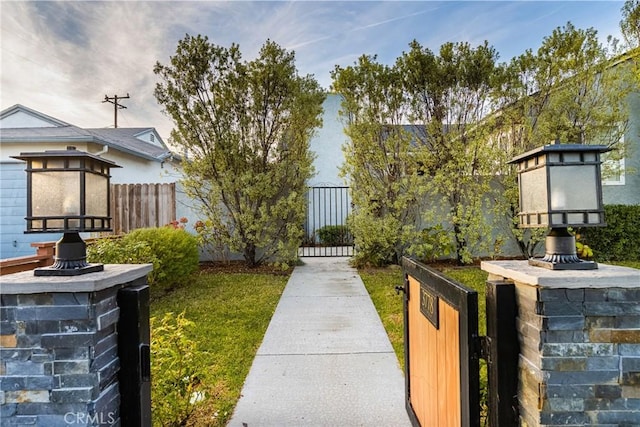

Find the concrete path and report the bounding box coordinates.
[228,257,411,427]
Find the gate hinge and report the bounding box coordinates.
[474,335,491,361]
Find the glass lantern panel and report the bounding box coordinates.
[47,159,65,169]
[549,165,599,211]
[85,172,108,217]
[548,153,560,164]
[583,153,596,162]
[519,166,548,214]
[563,152,581,163]
[588,213,601,224]
[48,219,65,229]
[68,159,81,169]
[32,171,80,217]
[567,213,586,224]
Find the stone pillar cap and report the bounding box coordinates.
[0,264,153,294]
[481,260,640,288]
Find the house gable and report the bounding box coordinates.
[0,104,71,129]
[133,129,164,147]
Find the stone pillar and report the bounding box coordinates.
[0,264,152,426]
[481,261,640,426]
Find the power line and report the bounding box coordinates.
[102,93,130,128]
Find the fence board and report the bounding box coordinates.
[111,183,175,234]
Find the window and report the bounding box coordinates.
[602,154,625,186]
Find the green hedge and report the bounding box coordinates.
[578,204,640,262]
[88,227,199,288]
[317,225,351,246]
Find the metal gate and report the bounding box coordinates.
[300,186,354,257]
[401,257,481,427]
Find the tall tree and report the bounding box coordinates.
[492,23,633,257]
[155,35,325,266]
[398,40,504,264]
[331,55,430,266]
[621,0,640,49]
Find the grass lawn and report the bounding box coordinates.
[149,268,288,426]
[147,259,636,426]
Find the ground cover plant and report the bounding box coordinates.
[149,265,289,426]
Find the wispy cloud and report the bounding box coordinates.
[0,1,625,143]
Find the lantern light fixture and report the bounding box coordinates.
[11,146,120,276]
[508,142,609,270]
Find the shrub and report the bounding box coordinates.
[317,225,351,246]
[151,311,205,427]
[87,238,160,284]
[88,227,199,289]
[578,204,640,262]
[126,227,200,288]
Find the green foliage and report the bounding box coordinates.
[348,212,407,267]
[155,35,325,267]
[332,41,505,266]
[621,1,640,49]
[413,225,454,262]
[87,227,199,289]
[126,227,199,288]
[578,204,640,261]
[87,238,160,283]
[316,224,351,246]
[151,311,205,427]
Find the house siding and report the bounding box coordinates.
[0,162,65,259]
[309,94,347,186]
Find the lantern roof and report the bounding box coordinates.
[12,146,121,168]
[508,143,610,165]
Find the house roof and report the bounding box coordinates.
[0,104,175,163]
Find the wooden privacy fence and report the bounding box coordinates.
[111,183,176,234]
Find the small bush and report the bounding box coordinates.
[578,204,640,262]
[88,227,199,289]
[126,227,199,288]
[317,225,351,246]
[151,311,205,427]
[87,238,160,284]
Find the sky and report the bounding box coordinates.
[0,1,626,145]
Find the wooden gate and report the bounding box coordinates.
[401,257,481,427]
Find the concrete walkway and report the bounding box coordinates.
[228,257,411,427]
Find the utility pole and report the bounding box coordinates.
[102,93,130,128]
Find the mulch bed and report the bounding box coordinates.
[199,261,293,276]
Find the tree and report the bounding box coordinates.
[492,23,633,257]
[621,0,640,49]
[154,35,325,267]
[398,40,504,264]
[330,55,431,266]
[332,41,505,266]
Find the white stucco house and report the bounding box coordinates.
[0,104,194,259]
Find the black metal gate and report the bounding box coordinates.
[300,186,354,257]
